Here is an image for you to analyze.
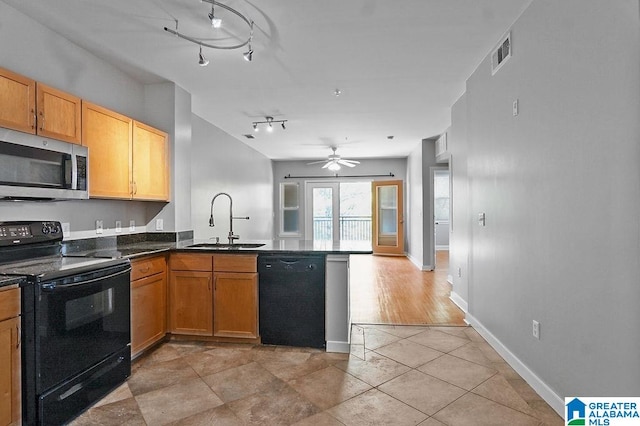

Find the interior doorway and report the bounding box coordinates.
[305,181,372,245]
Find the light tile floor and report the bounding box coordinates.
[71,325,564,425]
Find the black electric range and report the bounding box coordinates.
[0,221,131,426]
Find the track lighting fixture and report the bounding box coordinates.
[164,1,254,63]
[208,4,222,28]
[251,116,288,133]
[198,45,209,66]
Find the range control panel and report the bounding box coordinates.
[0,221,63,246]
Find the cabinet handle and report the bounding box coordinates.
[140,266,150,273]
[133,181,137,195]
[16,324,20,349]
[39,111,45,131]
[32,109,36,130]
[209,277,212,292]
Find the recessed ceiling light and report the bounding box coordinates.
[334,89,342,97]
[387,135,394,140]
[243,134,255,139]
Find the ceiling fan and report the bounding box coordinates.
[307,147,360,171]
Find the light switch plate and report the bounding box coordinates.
[478,213,486,227]
[155,219,164,231]
[129,220,135,232]
[115,221,122,233]
[61,222,70,238]
[96,220,104,234]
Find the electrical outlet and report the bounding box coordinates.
[96,220,104,234]
[512,99,519,116]
[129,220,135,232]
[532,320,540,339]
[115,221,122,233]
[155,219,164,231]
[61,222,70,238]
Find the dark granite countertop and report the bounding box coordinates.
[64,239,372,260]
[0,275,26,289]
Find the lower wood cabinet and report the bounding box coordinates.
[212,273,257,339]
[0,287,21,426]
[168,254,213,336]
[167,253,258,341]
[130,255,167,357]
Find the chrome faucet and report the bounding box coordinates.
[209,192,250,244]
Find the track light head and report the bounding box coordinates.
[281,122,286,130]
[198,45,209,66]
[243,47,253,62]
[208,5,222,28]
[252,123,258,132]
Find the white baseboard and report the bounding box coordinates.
[447,274,454,285]
[449,291,468,313]
[465,313,565,418]
[406,253,434,271]
[326,340,350,353]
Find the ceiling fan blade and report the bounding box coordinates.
[338,159,360,165]
[307,160,328,165]
[340,161,357,167]
[321,162,331,169]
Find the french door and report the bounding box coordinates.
[372,180,404,255]
[305,181,372,245]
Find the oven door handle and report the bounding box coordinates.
[41,267,131,291]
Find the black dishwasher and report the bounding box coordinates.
[258,254,325,349]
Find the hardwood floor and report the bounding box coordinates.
[350,251,465,325]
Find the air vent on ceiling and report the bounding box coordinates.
[491,31,511,75]
[243,134,255,139]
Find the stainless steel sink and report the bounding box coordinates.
[187,243,266,249]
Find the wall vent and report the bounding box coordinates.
[491,31,511,75]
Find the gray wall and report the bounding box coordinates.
[190,115,274,242]
[407,142,424,265]
[449,93,470,307]
[0,3,164,239]
[272,158,407,240]
[451,0,640,405]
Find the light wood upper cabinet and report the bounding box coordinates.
[36,83,82,144]
[0,287,21,426]
[213,254,258,340]
[0,68,81,144]
[0,67,36,134]
[82,101,170,201]
[81,101,133,199]
[131,255,167,357]
[132,121,169,201]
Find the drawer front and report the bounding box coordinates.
[213,254,257,272]
[170,253,213,271]
[131,255,167,281]
[0,286,21,321]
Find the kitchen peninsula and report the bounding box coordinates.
[63,236,371,355]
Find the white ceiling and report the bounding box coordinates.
[4,0,530,162]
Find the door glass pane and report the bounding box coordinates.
[283,210,299,233]
[312,187,333,242]
[339,182,371,242]
[377,185,398,246]
[283,184,298,208]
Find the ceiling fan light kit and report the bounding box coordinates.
[163,0,254,66]
[307,147,360,170]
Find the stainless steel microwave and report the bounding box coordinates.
[0,129,88,200]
